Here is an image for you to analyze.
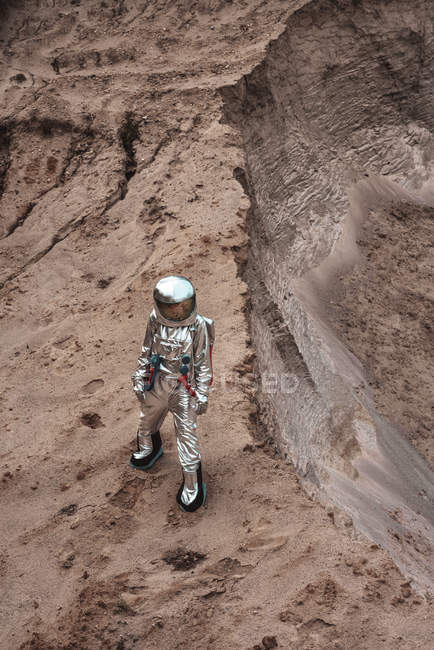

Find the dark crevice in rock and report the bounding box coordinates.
[118,111,141,197]
[0,122,12,202]
[51,57,61,75]
[5,201,36,238]
[148,136,168,167]
[57,136,94,186]
[256,281,314,389]
[36,117,74,138]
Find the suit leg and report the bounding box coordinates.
[135,379,168,458]
[169,383,200,472]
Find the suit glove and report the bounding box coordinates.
[132,377,146,402]
[195,394,208,415]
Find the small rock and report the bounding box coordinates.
[62,554,75,569]
[59,503,78,516]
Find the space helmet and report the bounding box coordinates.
[153,275,197,326]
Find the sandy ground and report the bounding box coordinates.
[0,1,433,649]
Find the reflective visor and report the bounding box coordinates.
[155,296,195,322]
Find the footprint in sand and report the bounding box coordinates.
[245,518,289,552]
[245,533,289,552]
[81,378,104,395]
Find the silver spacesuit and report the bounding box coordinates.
[130,275,214,512]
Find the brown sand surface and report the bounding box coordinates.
[0,2,433,649]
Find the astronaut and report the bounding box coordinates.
[130,275,214,513]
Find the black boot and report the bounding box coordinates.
[176,462,207,512]
[130,431,163,470]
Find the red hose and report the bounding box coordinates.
[177,374,197,397]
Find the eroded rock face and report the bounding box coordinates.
[221,0,434,591]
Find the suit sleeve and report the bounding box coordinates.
[131,314,154,386]
[193,317,215,400]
